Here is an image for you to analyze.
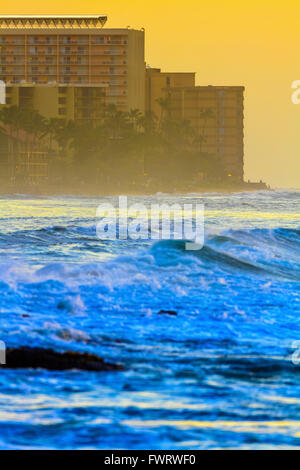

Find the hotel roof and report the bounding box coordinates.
[0,15,108,29]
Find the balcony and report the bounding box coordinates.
[28,71,56,76]
[60,79,88,84]
[90,71,127,76]
[107,91,128,97]
[28,59,55,64]
[91,60,127,65]
[28,39,56,45]
[59,39,88,45]
[28,51,57,56]
[60,73,88,76]
[0,50,25,55]
[92,39,127,45]
[0,39,24,45]
[60,50,88,55]
[60,59,87,65]
[91,51,127,56]
[0,71,24,76]
[1,59,24,64]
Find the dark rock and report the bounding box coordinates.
[53,226,67,232]
[158,310,178,316]
[2,347,124,372]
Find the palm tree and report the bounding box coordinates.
[193,134,207,153]
[128,108,142,131]
[103,104,129,139]
[45,118,76,157]
[45,117,61,153]
[198,108,214,152]
[137,111,158,135]
[0,105,26,156]
[156,96,171,128]
[21,109,47,151]
[0,105,22,137]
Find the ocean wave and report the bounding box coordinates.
[0,227,298,289]
[150,227,300,280]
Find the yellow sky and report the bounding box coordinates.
[2,1,300,187]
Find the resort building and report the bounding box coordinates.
[5,83,107,122]
[145,67,195,118]
[163,86,245,181]
[0,15,145,115]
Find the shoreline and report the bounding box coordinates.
[0,182,271,197]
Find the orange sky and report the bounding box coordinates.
[2,1,300,187]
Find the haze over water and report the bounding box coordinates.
[0,189,299,449]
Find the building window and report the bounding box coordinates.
[58,107,66,115]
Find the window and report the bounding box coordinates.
[59,107,66,115]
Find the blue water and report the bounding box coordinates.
[0,189,299,449]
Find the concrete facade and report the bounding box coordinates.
[0,17,145,113]
[164,86,245,181]
[145,67,195,118]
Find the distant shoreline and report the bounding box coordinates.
[0,181,271,197]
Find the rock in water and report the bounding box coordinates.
[158,310,178,316]
[2,347,124,371]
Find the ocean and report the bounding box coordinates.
[0,189,299,449]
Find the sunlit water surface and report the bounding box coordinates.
[0,189,299,449]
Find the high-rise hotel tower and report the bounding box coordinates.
[0,16,145,120]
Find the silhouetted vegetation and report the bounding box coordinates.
[0,103,228,194]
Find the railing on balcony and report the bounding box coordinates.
[107,91,128,96]
[28,39,57,45]
[0,39,24,45]
[1,59,24,64]
[0,70,24,75]
[60,71,88,76]
[60,59,88,64]
[28,59,56,64]
[0,49,25,54]
[89,70,127,75]
[92,39,128,45]
[89,50,127,56]
[60,50,88,55]
[28,70,56,75]
[59,39,88,45]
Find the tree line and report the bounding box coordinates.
[0,102,226,193]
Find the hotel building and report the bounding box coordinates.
[145,67,195,118]
[0,15,145,118]
[163,86,245,181]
